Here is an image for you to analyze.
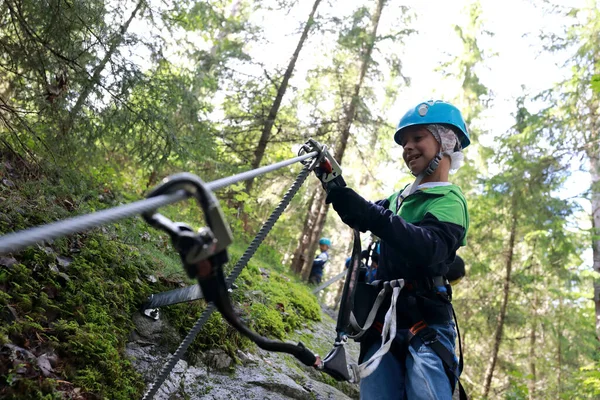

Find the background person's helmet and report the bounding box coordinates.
[319,238,331,246]
[394,100,470,149]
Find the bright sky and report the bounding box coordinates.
[252,0,575,138]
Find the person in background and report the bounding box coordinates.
[365,247,379,283]
[308,237,331,284]
[345,242,380,283]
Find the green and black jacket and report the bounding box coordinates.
[363,184,469,282]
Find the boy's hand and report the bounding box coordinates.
[314,159,346,192]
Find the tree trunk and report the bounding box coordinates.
[333,0,385,165]
[332,278,344,311]
[557,296,563,398]
[333,237,355,311]
[301,193,329,280]
[292,0,387,278]
[68,0,145,129]
[210,0,242,59]
[527,248,539,400]
[588,115,600,342]
[245,0,322,194]
[528,297,537,400]
[290,188,317,274]
[483,204,518,398]
[193,0,241,86]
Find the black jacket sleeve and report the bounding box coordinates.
[328,187,465,269]
[368,207,465,268]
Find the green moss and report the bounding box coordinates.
[155,237,323,362]
[248,302,287,339]
[282,354,306,376]
[0,376,63,400]
[0,192,158,399]
[233,259,321,335]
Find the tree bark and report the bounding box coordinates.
[292,0,387,278]
[587,109,600,342]
[333,0,385,165]
[301,192,329,280]
[210,0,242,59]
[333,236,355,311]
[557,296,563,398]
[290,188,317,274]
[483,203,518,398]
[245,0,322,194]
[528,294,537,400]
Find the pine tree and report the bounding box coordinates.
[290,0,395,278]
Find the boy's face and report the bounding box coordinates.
[320,244,329,251]
[399,126,440,175]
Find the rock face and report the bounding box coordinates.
[127,305,360,400]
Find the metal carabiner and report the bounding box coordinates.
[299,139,346,191]
[321,338,352,381]
[142,173,233,280]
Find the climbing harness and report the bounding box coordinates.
[313,231,399,383]
[335,252,469,398]
[319,230,406,383]
[405,292,468,399]
[323,201,469,398]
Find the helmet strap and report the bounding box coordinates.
[400,152,443,204]
[425,152,443,176]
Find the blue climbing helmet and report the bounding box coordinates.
[319,237,331,246]
[394,100,470,149]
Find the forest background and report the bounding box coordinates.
[1,0,600,398]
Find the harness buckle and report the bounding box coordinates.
[419,328,439,346]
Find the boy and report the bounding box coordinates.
[326,100,470,399]
[308,237,331,284]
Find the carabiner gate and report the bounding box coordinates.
[142,173,233,281]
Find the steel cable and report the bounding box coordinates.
[0,151,318,254]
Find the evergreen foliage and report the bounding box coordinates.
[0,0,599,398]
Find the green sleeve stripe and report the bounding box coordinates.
[427,193,467,228]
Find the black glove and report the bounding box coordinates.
[326,186,370,231]
[314,165,326,184]
[314,165,347,191]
